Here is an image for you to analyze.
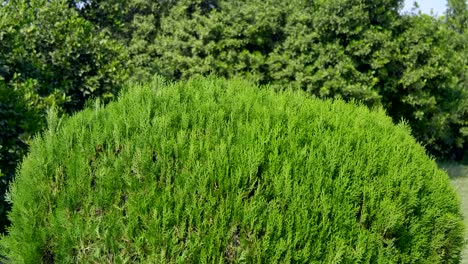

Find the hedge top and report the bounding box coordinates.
[1,76,464,263]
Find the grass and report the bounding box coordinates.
[440,161,468,263]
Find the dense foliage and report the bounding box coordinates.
[1,77,464,263]
[0,81,42,233]
[0,0,128,232]
[66,0,177,82]
[446,0,468,33]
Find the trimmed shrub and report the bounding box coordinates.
[1,76,464,263]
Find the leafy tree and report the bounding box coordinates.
[446,0,468,160]
[0,0,128,232]
[266,0,385,105]
[155,0,288,83]
[1,0,128,113]
[67,0,177,82]
[446,0,468,33]
[381,14,468,159]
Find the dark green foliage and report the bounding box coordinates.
[1,77,464,263]
[446,0,468,33]
[67,0,178,82]
[156,0,289,84]
[379,14,468,160]
[0,0,128,113]
[0,81,42,233]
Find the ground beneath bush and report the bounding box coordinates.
[441,161,468,263]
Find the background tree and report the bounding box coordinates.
[382,14,468,159]
[445,0,468,160]
[67,0,178,82]
[446,0,468,33]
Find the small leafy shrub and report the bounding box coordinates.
[1,76,464,263]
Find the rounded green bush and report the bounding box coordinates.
[1,76,464,263]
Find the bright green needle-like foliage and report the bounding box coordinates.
[1,76,464,263]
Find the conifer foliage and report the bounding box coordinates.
[1,77,464,262]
